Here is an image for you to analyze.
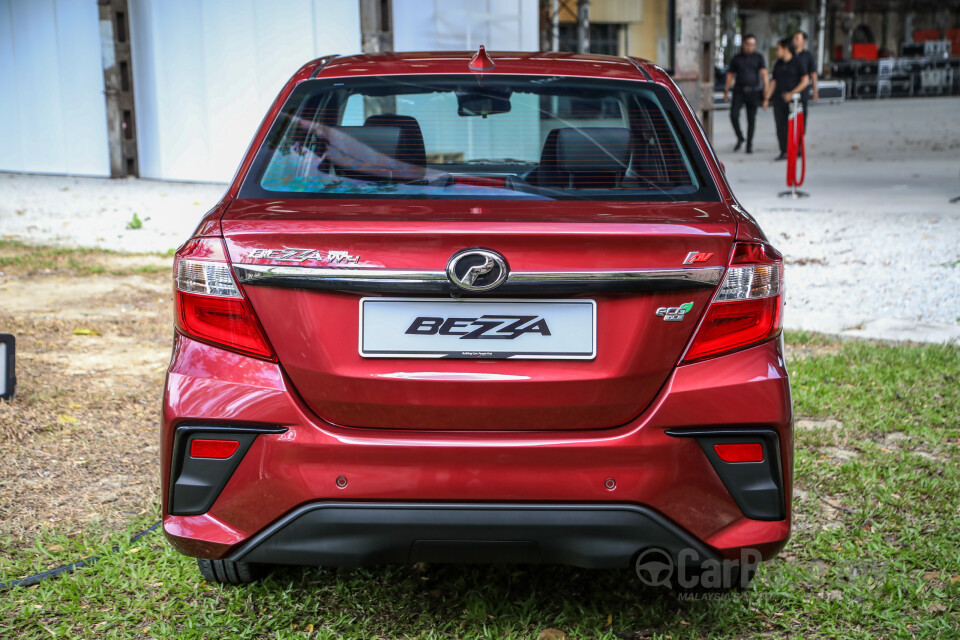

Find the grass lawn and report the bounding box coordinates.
[1,333,958,639]
[0,238,171,276]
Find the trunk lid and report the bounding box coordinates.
[223,199,735,430]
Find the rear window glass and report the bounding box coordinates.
[240,75,718,201]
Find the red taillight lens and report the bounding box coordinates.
[714,443,764,463]
[190,438,240,459]
[728,242,781,266]
[176,293,274,358]
[173,238,275,360]
[684,297,782,361]
[683,242,783,363]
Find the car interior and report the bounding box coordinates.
[260,80,702,195]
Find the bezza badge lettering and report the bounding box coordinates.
[406,315,550,339]
[249,248,359,264]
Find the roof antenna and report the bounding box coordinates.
[469,45,495,71]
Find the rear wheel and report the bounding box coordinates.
[197,558,265,585]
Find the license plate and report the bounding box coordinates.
[359,298,596,359]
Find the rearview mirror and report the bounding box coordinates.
[457,90,512,117]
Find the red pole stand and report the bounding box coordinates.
[786,113,797,187]
[795,109,806,188]
[779,94,809,199]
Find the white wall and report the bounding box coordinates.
[129,0,361,183]
[392,0,541,164]
[0,0,535,183]
[0,0,110,176]
[393,0,539,52]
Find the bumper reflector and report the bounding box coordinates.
[190,439,240,459]
[667,429,785,520]
[714,443,764,463]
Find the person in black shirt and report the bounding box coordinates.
[724,34,768,153]
[763,38,810,161]
[792,31,818,134]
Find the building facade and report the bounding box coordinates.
[1,0,714,182]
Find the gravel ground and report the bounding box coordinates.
[0,249,169,545]
[1,96,958,340]
[0,173,225,254]
[751,208,959,336]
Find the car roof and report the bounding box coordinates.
[311,51,663,83]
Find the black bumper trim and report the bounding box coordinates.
[227,502,719,569]
[168,425,287,516]
[666,428,786,521]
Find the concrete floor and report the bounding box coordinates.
[715,95,960,216]
[1,96,958,342]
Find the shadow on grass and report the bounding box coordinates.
[240,561,763,638]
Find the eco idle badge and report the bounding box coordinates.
[656,302,694,322]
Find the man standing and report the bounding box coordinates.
[792,30,818,138]
[724,34,768,154]
[764,38,809,161]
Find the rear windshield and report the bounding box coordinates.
[240,75,718,201]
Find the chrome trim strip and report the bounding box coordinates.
[508,268,722,284]
[235,264,447,283]
[234,263,722,294]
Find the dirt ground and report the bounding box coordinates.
[0,245,172,548]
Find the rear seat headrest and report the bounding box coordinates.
[332,125,403,160]
[363,113,427,169]
[331,125,423,183]
[537,127,631,189]
[552,127,631,174]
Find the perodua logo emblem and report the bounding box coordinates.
[446,249,508,291]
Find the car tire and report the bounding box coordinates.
[197,558,265,585]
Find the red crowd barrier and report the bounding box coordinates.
[786,100,805,189]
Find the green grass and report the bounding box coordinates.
[1,335,958,639]
[0,239,168,275]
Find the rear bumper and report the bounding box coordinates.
[229,502,719,569]
[161,333,793,564]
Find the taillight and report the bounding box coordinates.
[683,242,783,363]
[174,238,275,360]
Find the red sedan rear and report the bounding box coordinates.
[161,49,791,588]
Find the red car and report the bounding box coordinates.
[162,48,791,588]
